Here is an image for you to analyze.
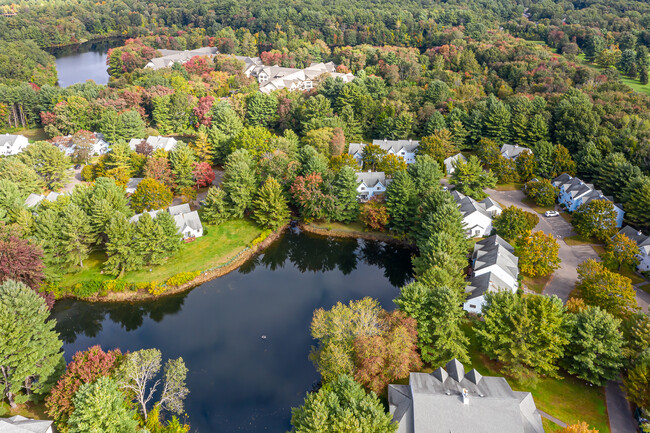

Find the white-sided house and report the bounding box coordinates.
[464,235,518,313]
[552,173,625,227]
[0,415,54,433]
[145,47,219,70]
[617,226,650,272]
[443,153,466,175]
[451,191,502,238]
[347,139,419,165]
[128,136,178,153]
[471,235,519,289]
[0,133,29,156]
[356,171,388,201]
[129,209,163,224]
[249,61,355,94]
[52,132,109,157]
[24,191,63,208]
[500,144,532,160]
[173,210,204,239]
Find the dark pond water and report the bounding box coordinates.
[49,39,124,87]
[51,229,413,432]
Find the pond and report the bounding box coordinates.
[50,229,413,432]
[49,39,124,87]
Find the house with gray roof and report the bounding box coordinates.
[24,192,64,208]
[451,190,502,238]
[173,210,203,239]
[125,177,144,194]
[617,226,650,272]
[168,203,191,216]
[500,144,532,160]
[145,47,219,70]
[128,136,178,153]
[552,173,624,227]
[129,209,162,224]
[0,415,53,433]
[355,171,389,201]
[247,61,355,94]
[443,152,466,175]
[464,235,519,313]
[0,133,28,156]
[348,139,419,165]
[51,132,109,157]
[388,359,545,433]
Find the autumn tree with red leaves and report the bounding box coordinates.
[143,157,175,189]
[192,162,215,188]
[45,345,123,431]
[290,172,335,221]
[354,310,422,394]
[0,223,45,292]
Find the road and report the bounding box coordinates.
[606,381,637,433]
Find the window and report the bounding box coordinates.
[469,304,477,309]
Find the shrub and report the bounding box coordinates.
[73,280,103,298]
[148,281,166,296]
[251,229,272,247]
[166,271,200,287]
[135,282,150,292]
[102,279,129,293]
[81,164,96,181]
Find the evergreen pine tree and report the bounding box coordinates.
[155,212,182,256]
[60,204,92,268]
[222,150,256,218]
[332,166,360,223]
[201,186,230,225]
[104,213,140,276]
[169,142,197,191]
[251,177,290,230]
[133,212,167,265]
[385,170,416,233]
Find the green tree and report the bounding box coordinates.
[360,144,386,171]
[562,306,625,386]
[395,282,469,365]
[516,151,537,181]
[551,144,577,177]
[245,92,278,127]
[483,97,511,143]
[200,187,229,225]
[418,130,458,166]
[169,142,197,191]
[0,159,43,195]
[385,170,416,233]
[60,204,92,268]
[493,206,539,241]
[525,179,558,207]
[130,178,173,213]
[408,155,442,194]
[332,166,360,223]
[572,199,618,242]
[603,233,640,271]
[0,280,63,408]
[622,176,650,231]
[290,374,397,433]
[576,259,637,318]
[222,150,256,218]
[133,212,167,265]
[155,212,182,257]
[450,155,496,200]
[20,141,71,190]
[477,291,568,379]
[553,90,599,152]
[251,177,290,230]
[516,231,561,277]
[103,213,140,276]
[67,377,138,433]
[623,350,650,410]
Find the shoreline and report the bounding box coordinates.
[72,225,287,303]
[57,221,414,303]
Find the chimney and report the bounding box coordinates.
[462,388,469,405]
[409,138,412,143]
[639,231,643,236]
[384,138,387,143]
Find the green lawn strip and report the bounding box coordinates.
[310,220,369,233]
[564,235,597,246]
[10,127,48,142]
[521,196,554,214]
[542,418,565,431]
[0,401,48,419]
[462,322,609,433]
[494,182,524,191]
[523,273,552,294]
[638,283,650,295]
[58,219,262,287]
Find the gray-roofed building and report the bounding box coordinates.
[173,210,203,239]
[355,171,389,201]
[24,192,63,208]
[129,209,162,224]
[0,415,54,433]
[348,139,419,165]
[0,134,29,156]
[168,203,191,216]
[145,47,219,70]
[248,61,355,94]
[125,177,143,194]
[500,144,532,160]
[552,173,624,227]
[128,136,178,153]
[443,152,466,175]
[451,190,502,238]
[617,225,650,272]
[388,359,545,433]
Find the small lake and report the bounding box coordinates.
[49,39,123,87]
[51,230,413,432]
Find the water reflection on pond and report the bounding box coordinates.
[51,230,413,432]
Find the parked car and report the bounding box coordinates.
[544,210,559,217]
[636,408,650,433]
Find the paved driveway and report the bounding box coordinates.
[485,187,650,309]
[606,381,637,433]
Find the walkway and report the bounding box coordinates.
[538,410,567,428]
[606,381,637,433]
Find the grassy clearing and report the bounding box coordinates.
[310,220,369,233]
[494,182,524,191]
[7,127,48,142]
[521,196,555,214]
[638,283,650,295]
[462,322,609,433]
[564,235,596,246]
[523,273,553,293]
[542,418,565,432]
[0,401,48,419]
[59,219,262,287]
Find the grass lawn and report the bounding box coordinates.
[523,273,553,293]
[639,283,650,295]
[521,197,555,214]
[559,212,573,224]
[9,127,48,142]
[0,401,48,419]
[462,322,609,433]
[542,418,565,431]
[310,220,369,233]
[59,219,262,287]
[564,235,596,246]
[494,182,524,191]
